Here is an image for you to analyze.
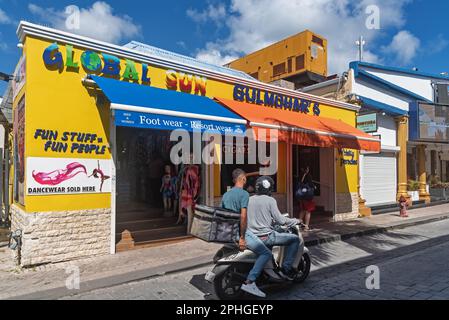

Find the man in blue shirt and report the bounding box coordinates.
[221,169,269,298]
[221,169,249,252]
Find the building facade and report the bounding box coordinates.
[8,22,378,267]
[226,30,328,89]
[303,61,449,209]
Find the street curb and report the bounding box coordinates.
[7,211,449,300]
[304,212,449,247]
[7,256,215,300]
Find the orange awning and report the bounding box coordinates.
[215,97,381,152]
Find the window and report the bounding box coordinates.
[249,72,259,80]
[312,35,324,47]
[273,62,286,77]
[418,103,449,141]
[288,58,292,73]
[220,139,277,195]
[431,150,437,177]
[435,83,449,104]
[296,55,305,71]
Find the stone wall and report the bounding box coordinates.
[335,192,359,221]
[11,205,111,268]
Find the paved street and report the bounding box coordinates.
[61,219,449,300]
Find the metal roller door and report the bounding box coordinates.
[361,153,397,206]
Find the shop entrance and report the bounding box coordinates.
[115,127,204,248]
[292,145,335,224]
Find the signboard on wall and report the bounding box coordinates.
[26,158,111,196]
[357,113,378,133]
[115,110,246,135]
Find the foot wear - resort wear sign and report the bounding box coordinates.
[26,158,111,196]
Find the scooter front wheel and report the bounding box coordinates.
[293,252,311,283]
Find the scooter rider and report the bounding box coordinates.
[241,176,305,298]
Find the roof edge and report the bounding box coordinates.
[17,21,359,112]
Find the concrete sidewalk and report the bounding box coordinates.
[2,203,449,300]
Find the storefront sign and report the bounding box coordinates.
[43,43,207,95]
[357,113,378,133]
[115,110,246,135]
[33,129,108,155]
[27,157,111,195]
[338,149,358,166]
[233,84,321,116]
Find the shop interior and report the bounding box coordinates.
[292,145,335,224]
[115,127,203,246]
[114,128,337,246]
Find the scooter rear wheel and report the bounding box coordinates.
[293,252,311,283]
[214,264,250,300]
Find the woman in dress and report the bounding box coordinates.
[298,167,316,231]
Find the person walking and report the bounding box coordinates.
[298,167,316,231]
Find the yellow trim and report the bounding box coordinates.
[17,36,360,212]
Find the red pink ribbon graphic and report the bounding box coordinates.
[32,162,88,186]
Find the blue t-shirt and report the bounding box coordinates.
[221,187,250,213]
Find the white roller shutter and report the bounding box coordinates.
[361,153,397,206]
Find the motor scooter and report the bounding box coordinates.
[205,219,311,300]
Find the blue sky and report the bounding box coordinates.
[1,0,449,94]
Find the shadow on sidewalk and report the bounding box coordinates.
[188,233,449,300]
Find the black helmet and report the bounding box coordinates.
[255,176,275,196]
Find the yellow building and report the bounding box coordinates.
[9,22,379,267]
[226,30,328,89]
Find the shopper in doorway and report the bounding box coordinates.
[160,165,174,214]
[297,167,316,231]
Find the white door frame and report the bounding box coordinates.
[110,110,117,255]
[287,141,293,215]
[332,148,337,221]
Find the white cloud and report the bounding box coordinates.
[0,32,7,52]
[187,3,227,25]
[176,41,187,49]
[383,30,420,65]
[195,43,239,66]
[0,8,12,24]
[188,0,414,73]
[28,1,141,44]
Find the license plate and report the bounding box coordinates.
[205,271,216,282]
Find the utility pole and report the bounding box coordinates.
[356,36,366,62]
